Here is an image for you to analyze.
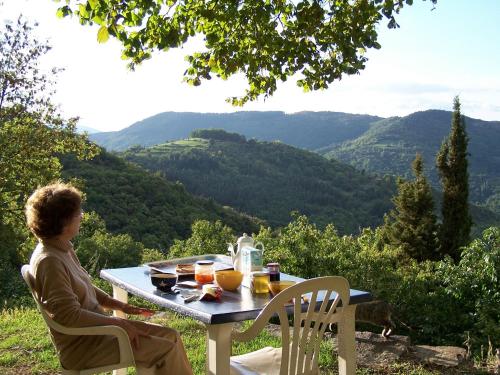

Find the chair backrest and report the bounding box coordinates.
[235,276,350,375]
[21,265,76,336]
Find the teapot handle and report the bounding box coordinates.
[254,241,265,253]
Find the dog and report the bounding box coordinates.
[354,300,396,338]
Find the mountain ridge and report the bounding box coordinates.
[89,109,500,215]
[60,150,262,249]
[90,111,382,151]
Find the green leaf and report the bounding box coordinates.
[56,6,71,18]
[97,26,109,43]
[92,16,104,25]
[78,4,89,18]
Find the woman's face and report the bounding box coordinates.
[60,209,83,240]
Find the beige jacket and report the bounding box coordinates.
[29,239,116,364]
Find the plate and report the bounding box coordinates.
[146,260,234,276]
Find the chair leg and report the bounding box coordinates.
[337,304,356,375]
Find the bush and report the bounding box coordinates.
[168,220,234,258]
[255,215,499,348]
[77,232,144,276]
[141,248,166,264]
[443,227,500,347]
[75,211,145,275]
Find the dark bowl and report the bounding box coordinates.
[151,272,178,291]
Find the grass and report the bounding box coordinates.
[149,139,209,153]
[0,306,495,375]
[0,308,59,374]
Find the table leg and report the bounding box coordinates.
[337,304,356,375]
[206,323,235,375]
[112,285,128,375]
[112,285,128,319]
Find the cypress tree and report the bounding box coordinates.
[384,153,439,261]
[436,96,472,261]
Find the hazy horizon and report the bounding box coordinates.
[82,107,499,135]
[3,0,500,132]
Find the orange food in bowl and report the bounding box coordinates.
[269,280,296,296]
[214,270,243,291]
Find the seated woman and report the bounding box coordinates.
[25,182,193,375]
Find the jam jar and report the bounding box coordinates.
[195,260,215,284]
[267,262,280,282]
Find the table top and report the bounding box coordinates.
[100,254,372,325]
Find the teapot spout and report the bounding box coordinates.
[228,243,236,260]
[233,257,241,272]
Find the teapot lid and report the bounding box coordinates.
[237,233,254,246]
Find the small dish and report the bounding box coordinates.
[151,272,178,292]
[269,280,296,296]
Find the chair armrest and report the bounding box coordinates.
[232,318,266,342]
[50,320,133,364]
[232,309,288,343]
[60,324,127,337]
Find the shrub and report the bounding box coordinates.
[77,232,144,276]
[443,227,500,347]
[255,215,499,348]
[168,220,235,258]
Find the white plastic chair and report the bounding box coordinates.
[21,265,135,375]
[230,276,351,375]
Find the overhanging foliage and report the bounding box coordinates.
[55,0,437,104]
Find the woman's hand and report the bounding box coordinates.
[101,296,155,317]
[121,303,155,317]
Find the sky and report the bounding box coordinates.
[2,0,500,132]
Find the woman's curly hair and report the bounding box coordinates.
[25,182,82,239]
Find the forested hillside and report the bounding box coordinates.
[121,130,499,235]
[90,111,380,151]
[61,150,262,249]
[121,131,398,233]
[91,110,500,216]
[320,110,500,214]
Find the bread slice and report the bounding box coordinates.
[175,263,195,274]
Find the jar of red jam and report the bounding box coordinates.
[195,260,215,284]
[267,262,280,282]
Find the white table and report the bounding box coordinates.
[101,255,371,375]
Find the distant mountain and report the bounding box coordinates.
[90,109,500,216]
[320,110,500,214]
[90,111,381,151]
[61,150,262,250]
[121,131,396,233]
[120,130,499,234]
[77,124,101,134]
